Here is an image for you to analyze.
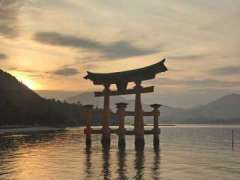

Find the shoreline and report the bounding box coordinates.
[1,124,240,136]
[0,126,65,136]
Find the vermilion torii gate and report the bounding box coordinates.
[84,59,168,148]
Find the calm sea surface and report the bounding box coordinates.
[0,125,240,180]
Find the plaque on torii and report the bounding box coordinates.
[84,59,168,147]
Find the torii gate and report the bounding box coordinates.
[84,59,168,148]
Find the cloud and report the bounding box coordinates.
[157,77,240,88]
[190,87,240,94]
[82,63,98,70]
[34,32,157,60]
[210,66,240,76]
[53,68,80,76]
[0,53,7,60]
[7,65,80,77]
[168,54,210,61]
[0,0,24,38]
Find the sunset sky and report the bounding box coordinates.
[0,0,240,107]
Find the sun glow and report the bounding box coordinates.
[10,71,42,90]
[21,78,40,90]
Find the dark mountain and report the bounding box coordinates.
[0,70,43,102]
[0,69,44,125]
[0,69,87,126]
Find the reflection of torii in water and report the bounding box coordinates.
[84,59,168,148]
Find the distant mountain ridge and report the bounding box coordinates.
[2,68,238,125]
[160,94,240,124]
[67,92,129,109]
[66,92,240,124]
[191,94,240,120]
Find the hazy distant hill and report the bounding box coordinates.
[65,92,188,122]
[190,94,240,122]
[66,92,240,124]
[197,94,240,119]
[161,94,240,124]
[67,92,129,110]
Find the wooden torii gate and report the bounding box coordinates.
[84,59,168,148]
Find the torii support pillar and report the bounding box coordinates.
[84,105,94,147]
[151,104,161,149]
[134,81,145,148]
[101,84,111,146]
[116,103,127,148]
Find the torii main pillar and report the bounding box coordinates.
[134,81,145,147]
[101,84,111,146]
